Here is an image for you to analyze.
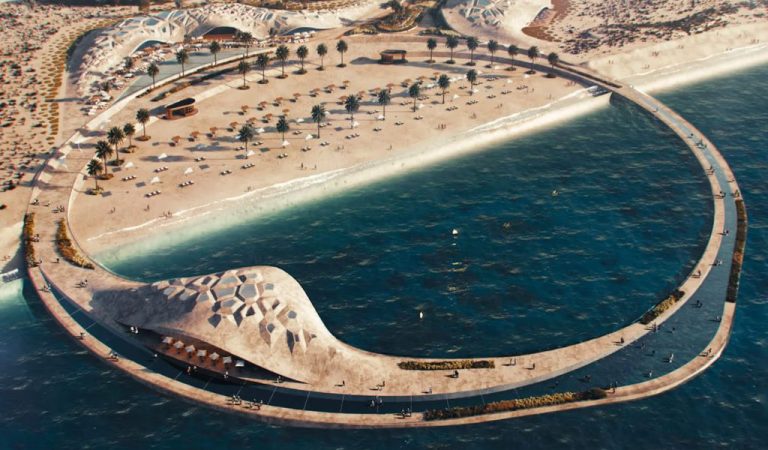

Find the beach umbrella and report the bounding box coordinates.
[174,340,185,351]
[453,94,460,99]
[235,360,245,368]
[210,352,220,361]
[507,79,512,84]
[162,336,174,345]
[150,176,161,184]
[157,153,167,160]
[185,344,195,354]
[222,356,233,365]
[305,134,313,140]
[377,115,385,120]
[256,127,265,133]
[352,121,359,128]
[184,167,193,175]
[296,118,304,123]
[197,349,207,358]
[246,150,255,157]
[418,103,424,109]
[124,162,135,169]
[282,140,290,147]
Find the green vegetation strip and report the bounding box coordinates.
[423,388,607,421]
[640,290,684,325]
[726,199,747,303]
[23,213,38,267]
[55,220,94,270]
[398,360,495,370]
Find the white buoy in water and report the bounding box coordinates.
[552,190,559,196]
[419,311,424,319]
[452,228,459,236]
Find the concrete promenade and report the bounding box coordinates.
[23,55,744,427]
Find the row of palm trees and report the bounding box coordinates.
[425,37,559,73]
[233,67,484,160]
[154,39,353,87]
[86,108,152,191]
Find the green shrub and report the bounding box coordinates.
[727,199,747,303]
[640,290,684,324]
[423,390,601,421]
[398,360,495,370]
[23,213,38,267]
[55,220,94,269]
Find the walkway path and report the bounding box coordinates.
[22,52,744,427]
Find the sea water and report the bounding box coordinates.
[0,64,766,449]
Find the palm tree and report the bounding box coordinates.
[507,44,518,70]
[237,59,250,88]
[276,115,290,142]
[446,35,459,64]
[311,104,325,138]
[547,52,559,77]
[487,40,499,67]
[107,126,124,164]
[377,89,391,119]
[426,38,437,63]
[124,56,134,71]
[95,140,112,175]
[256,53,270,84]
[408,83,421,112]
[238,123,255,159]
[437,74,450,104]
[87,159,102,192]
[147,62,159,89]
[176,48,189,76]
[386,0,403,14]
[336,39,348,67]
[239,31,254,57]
[275,45,289,78]
[296,45,309,74]
[136,108,150,140]
[466,69,478,96]
[123,123,135,149]
[209,40,221,65]
[527,46,539,73]
[466,36,479,65]
[316,43,328,70]
[343,95,360,128]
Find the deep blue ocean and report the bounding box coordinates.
[1,64,765,449]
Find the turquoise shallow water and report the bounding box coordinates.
[1,64,766,448]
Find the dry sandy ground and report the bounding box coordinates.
[0,3,136,270]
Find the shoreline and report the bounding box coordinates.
[92,43,768,263]
[94,88,611,264]
[93,44,768,264]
